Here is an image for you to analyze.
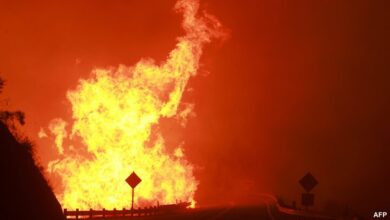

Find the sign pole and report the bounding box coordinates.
[131,187,134,211]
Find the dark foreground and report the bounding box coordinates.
[130,206,271,220]
[0,122,65,220]
[64,204,338,220]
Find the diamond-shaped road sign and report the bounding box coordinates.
[126,171,142,188]
[299,172,318,192]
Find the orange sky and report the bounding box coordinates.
[0,0,388,215]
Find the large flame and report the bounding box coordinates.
[43,0,224,210]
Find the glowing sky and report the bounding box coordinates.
[0,0,387,214]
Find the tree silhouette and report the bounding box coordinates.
[0,77,4,93]
[0,77,25,129]
[0,75,65,220]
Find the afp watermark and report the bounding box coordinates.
[373,211,387,218]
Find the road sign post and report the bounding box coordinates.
[299,172,318,209]
[132,188,134,211]
[126,171,142,215]
[301,193,314,207]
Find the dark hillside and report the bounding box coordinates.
[0,122,64,220]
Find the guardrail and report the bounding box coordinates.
[259,194,336,220]
[64,202,191,219]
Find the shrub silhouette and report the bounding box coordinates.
[0,77,64,220]
[0,121,65,220]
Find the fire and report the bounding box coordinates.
[43,0,224,210]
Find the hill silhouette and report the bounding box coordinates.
[0,121,65,220]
